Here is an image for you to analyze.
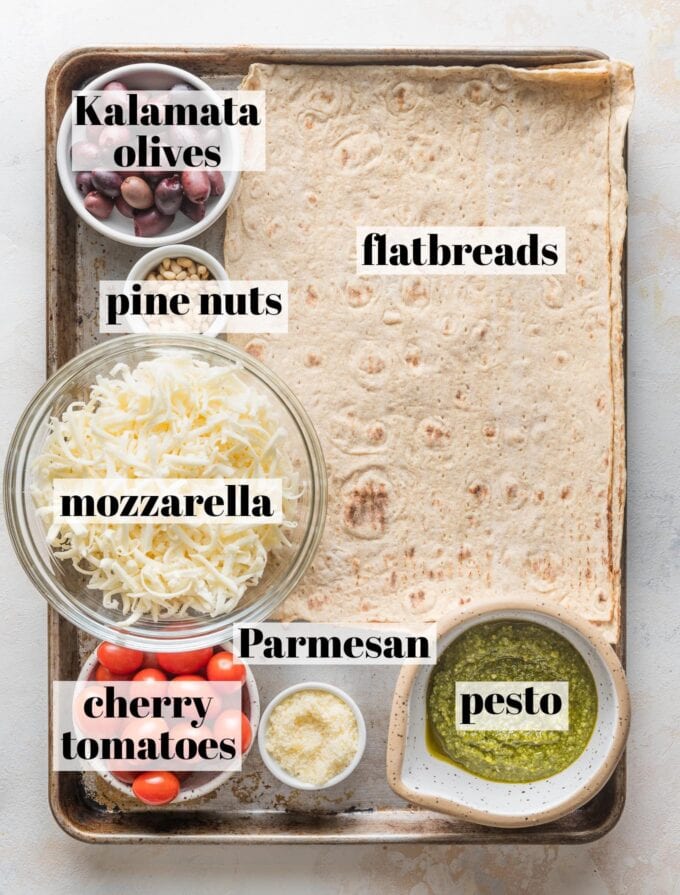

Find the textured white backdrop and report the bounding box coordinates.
[0,1,678,892]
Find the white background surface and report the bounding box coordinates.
[1,1,678,892]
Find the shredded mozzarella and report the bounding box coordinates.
[32,352,300,623]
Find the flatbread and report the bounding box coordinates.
[224,61,633,642]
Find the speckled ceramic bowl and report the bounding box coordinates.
[387,598,630,828]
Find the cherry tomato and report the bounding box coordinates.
[94,663,129,682]
[171,721,214,767]
[213,709,252,753]
[157,648,213,676]
[111,769,138,785]
[206,651,246,685]
[121,716,169,742]
[97,642,144,675]
[73,685,120,738]
[120,716,170,771]
[132,667,168,683]
[142,652,160,669]
[167,675,220,723]
[132,771,180,805]
[130,666,169,701]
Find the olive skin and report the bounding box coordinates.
[154,175,183,216]
[120,176,154,210]
[208,171,225,197]
[91,169,123,199]
[84,190,114,220]
[180,196,206,223]
[181,170,211,204]
[75,172,93,195]
[133,208,174,237]
[71,141,100,168]
[114,195,135,219]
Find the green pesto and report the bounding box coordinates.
[426,620,598,783]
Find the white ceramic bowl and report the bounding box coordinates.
[126,243,228,337]
[56,63,240,247]
[387,598,630,828]
[77,643,260,804]
[258,682,367,791]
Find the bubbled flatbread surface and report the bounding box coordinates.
[225,61,633,642]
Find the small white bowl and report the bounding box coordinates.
[125,243,228,337]
[387,598,630,828]
[77,643,260,804]
[258,682,366,790]
[57,63,240,247]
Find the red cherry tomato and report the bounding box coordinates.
[97,642,144,675]
[120,716,170,772]
[111,769,138,785]
[142,652,159,668]
[206,651,246,685]
[73,685,120,738]
[121,716,169,742]
[130,666,169,701]
[94,663,129,682]
[132,771,180,805]
[132,667,168,683]
[157,648,213,676]
[171,721,214,767]
[167,675,220,723]
[213,709,252,753]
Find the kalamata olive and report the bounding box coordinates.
[103,80,128,92]
[146,92,170,125]
[181,170,211,204]
[180,196,206,223]
[84,190,114,220]
[98,125,131,150]
[120,175,154,210]
[154,175,183,215]
[86,123,103,143]
[71,141,100,168]
[134,208,174,238]
[114,195,135,218]
[75,172,93,195]
[208,171,225,197]
[169,124,200,148]
[91,169,123,198]
[144,172,164,187]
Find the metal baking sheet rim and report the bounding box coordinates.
[45,44,627,844]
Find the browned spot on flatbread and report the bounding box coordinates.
[343,481,388,535]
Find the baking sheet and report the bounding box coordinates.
[45,45,626,844]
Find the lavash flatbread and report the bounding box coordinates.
[225,61,633,642]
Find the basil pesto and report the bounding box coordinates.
[426,620,598,783]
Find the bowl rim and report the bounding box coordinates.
[76,641,260,803]
[56,62,240,248]
[4,334,327,651]
[257,681,367,790]
[125,243,229,337]
[386,597,630,828]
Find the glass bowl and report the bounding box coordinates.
[4,335,326,651]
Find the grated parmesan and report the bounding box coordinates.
[264,689,359,786]
[31,352,300,623]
